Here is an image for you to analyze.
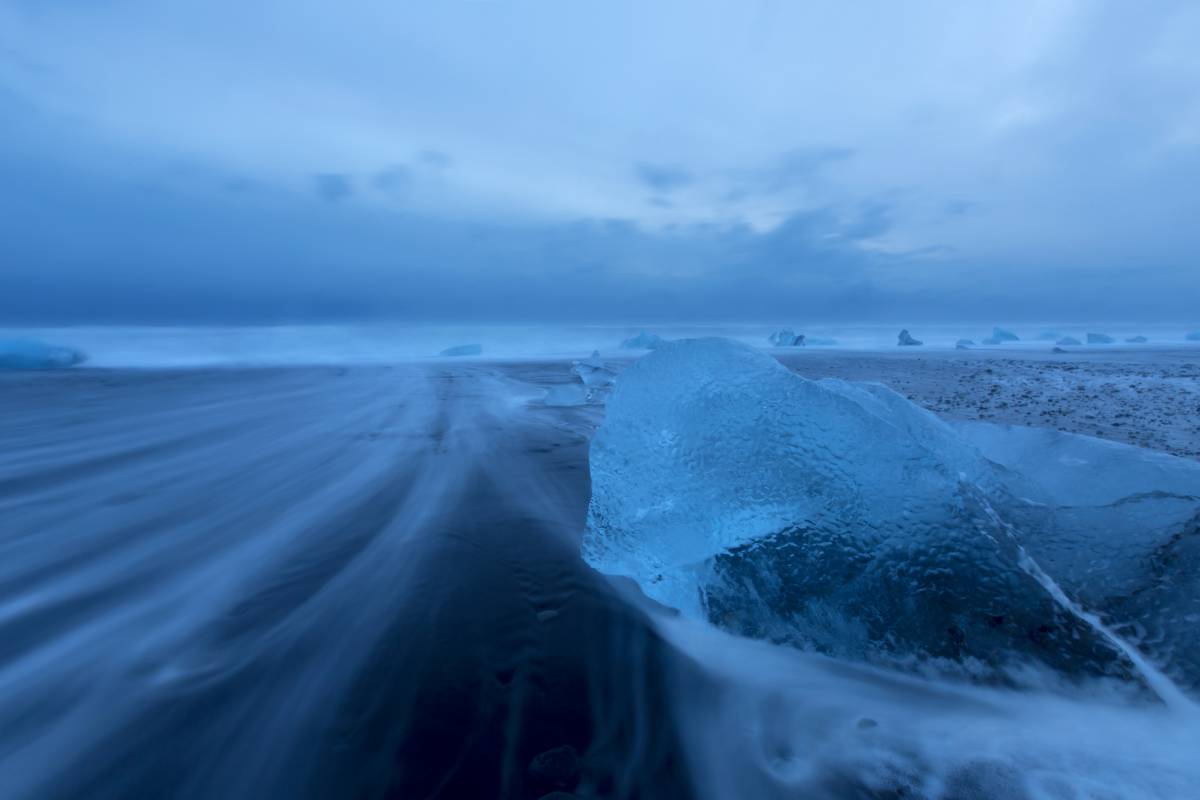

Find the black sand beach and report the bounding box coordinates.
[2,350,1197,798]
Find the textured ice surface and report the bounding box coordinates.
[584,338,1200,685]
[438,343,482,357]
[0,339,86,370]
[957,421,1200,686]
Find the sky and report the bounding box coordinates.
[1,0,1198,323]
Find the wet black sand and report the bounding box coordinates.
[0,364,697,799]
[2,352,1196,799]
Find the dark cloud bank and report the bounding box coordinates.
[1,82,1197,325]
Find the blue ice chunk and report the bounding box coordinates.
[583,338,1200,683]
[571,351,614,387]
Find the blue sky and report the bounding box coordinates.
[1,1,1198,322]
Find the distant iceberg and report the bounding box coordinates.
[1056,336,1082,346]
[1186,331,1200,342]
[767,328,805,347]
[955,338,975,347]
[619,331,666,350]
[991,326,1020,342]
[1125,335,1148,343]
[0,339,86,370]
[896,329,922,346]
[1086,332,1114,344]
[438,343,482,357]
[584,339,1200,684]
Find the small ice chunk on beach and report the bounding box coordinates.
[620,331,666,350]
[572,350,615,387]
[439,344,483,357]
[1086,332,1114,344]
[767,328,805,347]
[0,339,86,370]
[543,383,588,406]
[897,329,922,346]
[1056,336,1082,346]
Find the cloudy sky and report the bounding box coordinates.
[1,0,1198,323]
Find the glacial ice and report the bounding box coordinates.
[991,327,1020,342]
[584,338,1200,686]
[438,343,482,357]
[955,338,974,348]
[1087,332,1115,344]
[956,421,1200,686]
[897,329,922,346]
[0,339,86,370]
[1126,335,1148,343]
[571,351,614,388]
[1057,336,1083,346]
[768,329,805,347]
[620,331,667,350]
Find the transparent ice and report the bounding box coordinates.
[584,338,1200,687]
